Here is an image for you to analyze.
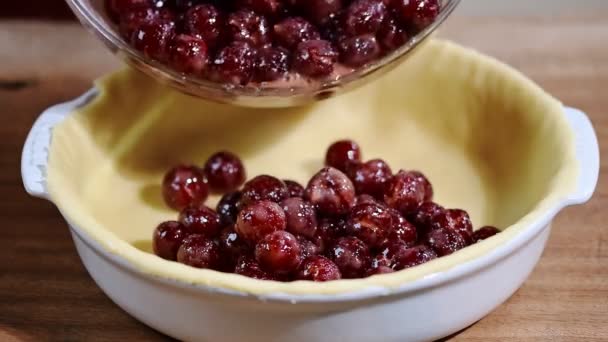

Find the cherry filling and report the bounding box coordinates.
[106,0,442,85]
[153,140,502,282]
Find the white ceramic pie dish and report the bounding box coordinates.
[21,40,599,341]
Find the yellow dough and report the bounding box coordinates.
[46,39,578,295]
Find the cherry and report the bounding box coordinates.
[384,208,417,247]
[316,217,348,249]
[377,14,409,51]
[241,175,289,205]
[319,14,347,44]
[344,0,387,36]
[346,202,393,248]
[410,201,444,234]
[392,244,437,270]
[281,197,318,239]
[305,167,356,216]
[384,170,426,215]
[209,41,257,85]
[219,226,252,266]
[153,221,190,260]
[295,0,343,25]
[273,17,321,49]
[356,194,379,206]
[284,180,305,198]
[350,159,393,199]
[235,200,287,243]
[296,235,322,259]
[392,0,440,30]
[176,235,222,269]
[216,191,243,227]
[369,265,394,275]
[410,170,433,202]
[162,165,208,211]
[107,0,151,23]
[430,209,474,244]
[327,236,371,278]
[178,205,222,237]
[119,7,167,39]
[325,139,362,173]
[183,4,224,50]
[473,226,501,243]
[227,9,271,47]
[426,227,466,256]
[234,256,277,280]
[131,19,176,63]
[255,47,290,82]
[203,151,246,193]
[297,256,342,281]
[339,34,381,67]
[292,39,338,77]
[255,231,302,274]
[169,34,208,75]
[241,0,286,17]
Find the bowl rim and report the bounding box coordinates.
[65,0,462,105]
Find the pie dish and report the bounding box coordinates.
[21,40,599,341]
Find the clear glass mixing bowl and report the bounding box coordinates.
[66,0,460,107]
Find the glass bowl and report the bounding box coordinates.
[66,0,461,107]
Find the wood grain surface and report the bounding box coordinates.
[0,15,607,341]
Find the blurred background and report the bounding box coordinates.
[3,0,608,19]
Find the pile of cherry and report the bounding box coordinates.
[153,140,500,282]
[105,0,441,85]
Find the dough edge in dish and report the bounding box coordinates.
[46,39,578,296]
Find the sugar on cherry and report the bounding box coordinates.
[426,227,467,256]
[153,221,191,261]
[203,151,246,194]
[325,139,362,173]
[305,167,356,216]
[281,197,318,239]
[209,41,257,85]
[255,230,302,274]
[346,202,393,248]
[430,208,474,244]
[178,205,222,237]
[327,236,371,278]
[226,9,271,47]
[392,0,440,30]
[344,0,387,36]
[350,158,393,199]
[292,39,338,77]
[391,244,437,270]
[284,179,305,198]
[162,165,209,211]
[131,19,176,63]
[235,200,287,244]
[255,47,290,82]
[241,175,289,206]
[176,234,222,269]
[384,169,427,215]
[234,256,277,280]
[169,34,208,75]
[273,17,320,49]
[183,4,224,50]
[297,255,342,281]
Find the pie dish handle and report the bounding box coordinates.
[563,106,600,205]
[21,89,98,200]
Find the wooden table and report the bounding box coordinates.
[1,16,606,341]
